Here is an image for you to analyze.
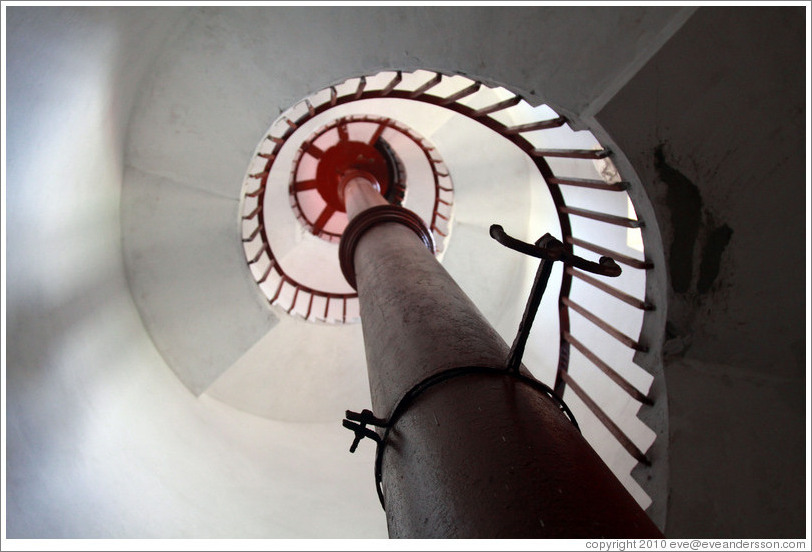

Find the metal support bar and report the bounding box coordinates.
[490,226,622,372]
[563,331,653,405]
[566,236,653,270]
[567,267,654,310]
[563,297,648,352]
[380,71,402,95]
[548,176,629,192]
[409,72,442,98]
[559,206,642,228]
[532,148,611,159]
[503,116,567,134]
[472,95,522,117]
[354,76,366,99]
[438,81,481,105]
[506,237,557,373]
[560,370,651,465]
[242,224,263,242]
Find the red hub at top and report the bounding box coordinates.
[290,117,406,242]
[314,140,389,213]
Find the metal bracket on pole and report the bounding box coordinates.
[342,365,581,509]
[489,224,621,373]
[342,409,385,452]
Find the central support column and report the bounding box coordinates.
[339,173,663,538]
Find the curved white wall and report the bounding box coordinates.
[5,7,386,538]
[5,6,690,538]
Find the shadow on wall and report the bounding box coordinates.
[653,143,734,354]
[596,5,807,538]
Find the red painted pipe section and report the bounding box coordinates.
[341,177,663,538]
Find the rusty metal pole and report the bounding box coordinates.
[339,173,663,538]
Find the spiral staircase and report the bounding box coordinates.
[229,69,665,509]
[5,5,807,540]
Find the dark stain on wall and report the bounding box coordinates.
[654,143,733,298]
[697,223,733,294]
[654,143,702,293]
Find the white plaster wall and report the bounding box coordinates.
[4,7,385,538]
[5,5,700,539]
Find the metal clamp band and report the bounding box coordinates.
[342,365,579,510]
[338,205,435,289]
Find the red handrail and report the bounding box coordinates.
[239,70,661,475]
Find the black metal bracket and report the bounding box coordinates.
[340,225,615,509]
[342,365,580,510]
[489,225,621,277]
[342,409,385,452]
[489,224,621,372]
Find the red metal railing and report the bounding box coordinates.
[241,107,452,324]
[239,69,662,492]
